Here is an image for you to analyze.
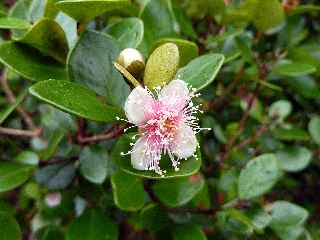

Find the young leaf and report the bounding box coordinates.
[68,30,130,107]
[144,43,180,89]
[67,210,118,240]
[238,154,282,199]
[29,80,124,123]
[111,171,145,211]
[176,53,224,91]
[0,162,34,193]
[55,0,130,22]
[152,174,204,207]
[0,42,67,82]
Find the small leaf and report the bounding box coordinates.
[35,162,76,190]
[273,62,316,77]
[55,0,130,22]
[0,162,34,193]
[153,38,199,66]
[276,146,312,172]
[15,151,39,166]
[68,30,130,106]
[15,18,68,63]
[111,171,145,211]
[238,154,282,199]
[112,134,202,179]
[80,146,115,184]
[0,213,22,240]
[172,224,207,240]
[29,80,123,123]
[152,174,204,207]
[176,53,224,91]
[0,17,30,29]
[67,210,118,240]
[269,100,292,122]
[104,17,144,49]
[144,43,179,89]
[0,42,67,82]
[308,116,320,145]
[272,127,310,141]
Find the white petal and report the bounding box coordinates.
[131,137,149,170]
[172,123,197,159]
[160,80,189,109]
[124,86,153,125]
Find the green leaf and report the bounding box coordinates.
[176,53,224,91]
[152,174,204,207]
[308,116,320,146]
[55,12,77,49]
[15,18,69,63]
[0,213,22,240]
[238,154,282,199]
[112,134,202,179]
[144,43,179,89]
[172,224,207,240]
[36,226,65,240]
[140,203,170,232]
[0,17,30,29]
[0,42,67,82]
[269,100,292,122]
[104,17,144,49]
[55,0,130,22]
[80,146,115,184]
[15,151,39,166]
[276,146,312,172]
[0,162,34,192]
[253,0,285,32]
[67,210,118,240]
[273,62,317,77]
[272,127,310,141]
[268,201,309,227]
[111,171,145,211]
[247,208,272,232]
[68,30,130,107]
[0,90,26,124]
[35,162,76,190]
[29,80,123,123]
[289,4,320,15]
[152,38,198,66]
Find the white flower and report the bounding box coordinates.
[120,80,206,176]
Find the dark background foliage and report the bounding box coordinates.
[0,0,320,239]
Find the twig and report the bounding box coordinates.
[77,124,126,144]
[0,70,37,130]
[0,127,42,138]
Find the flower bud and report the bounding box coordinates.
[117,48,145,79]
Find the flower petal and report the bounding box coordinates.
[124,86,153,125]
[172,123,197,159]
[131,137,148,170]
[160,80,189,110]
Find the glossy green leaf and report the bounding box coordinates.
[153,174,204,207]
[35,162,76,190]
[111,171,145,211]
[80,146,115,184]
[29,80,123,123]
[68,30,130,106]
[274,62,316,77]
[140,203,170,232]
[55,12,77,49]
[0,162,34,192]
[144,43,180,89]
[238,154,282,199]
[0,42,67,82]
[67,210,118,240]
[104,17,144,49]
[0,213,22,240]
[173,224,207,240]
[44,0,60,19]
[0,90,26,124]
[15,18,68,63]
[176,53,224,91]
[112,134,202,179]
[308,116,320,146]
[55,0,130,22]
[0,17,30,29]
[269,100,292,122]
[15,151,39,166]
[276,146,312,172]
[153,38,198,66]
